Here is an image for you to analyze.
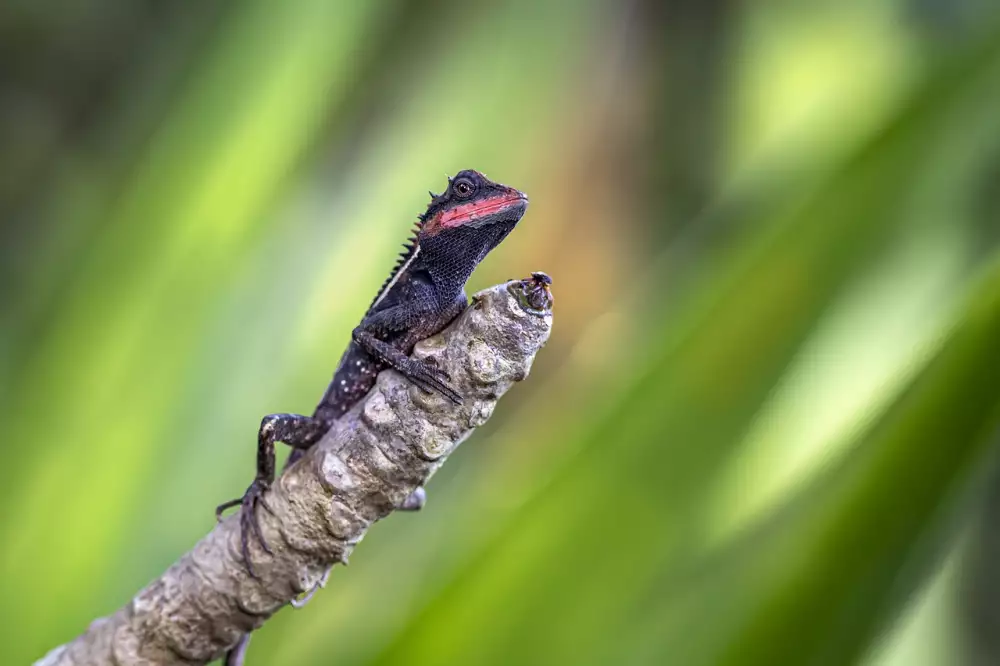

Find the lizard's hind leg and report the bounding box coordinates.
[216,413,328,577]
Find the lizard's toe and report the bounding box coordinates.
[237,479,273,578]
[215,497,241,522]
[411,364,462,404]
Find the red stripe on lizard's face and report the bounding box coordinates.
[423,189,528,235]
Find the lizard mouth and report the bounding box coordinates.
[436,189,529,229]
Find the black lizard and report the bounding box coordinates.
[216,169,529,573]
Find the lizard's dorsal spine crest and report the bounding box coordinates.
[367,220,423,314]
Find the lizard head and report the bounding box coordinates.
[418,169,529,241]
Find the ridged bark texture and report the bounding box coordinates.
[35,279,553,666]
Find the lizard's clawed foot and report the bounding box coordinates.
[404,359,462,404]
[216,478,274,578]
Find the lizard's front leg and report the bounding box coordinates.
[351,292,465,405]
[352,329,462,404]
[216,413,328,577]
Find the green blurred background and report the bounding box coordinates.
[4,0,1000,664]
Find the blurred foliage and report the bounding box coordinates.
[3,1,1000,665]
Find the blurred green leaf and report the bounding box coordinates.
[364,21,1000,666]
[1,0,388,660]
[707,255,1000,666]
[6,3,1000,666]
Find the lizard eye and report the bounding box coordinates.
[453,178,476,198]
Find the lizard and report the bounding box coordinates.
[214,169,528,666]
[216,169,529,575]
